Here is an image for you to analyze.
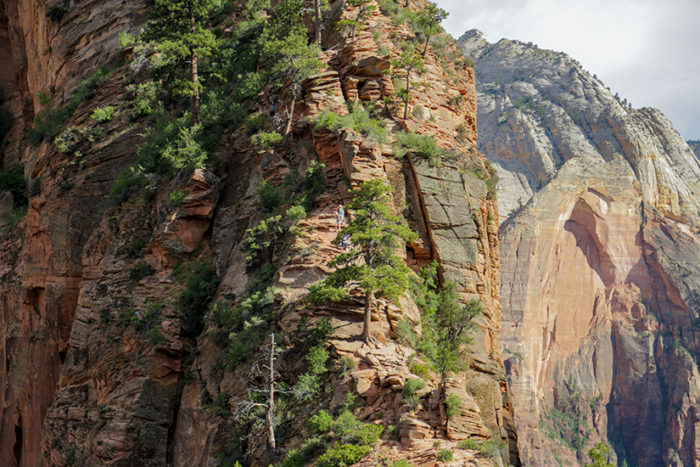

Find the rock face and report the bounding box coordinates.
[689,141,700,159]
[460,29,700,466]
[0,2,518,466]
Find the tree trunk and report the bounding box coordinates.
[189,9,200,125]
[351,6,363,42]
[422,34,430,56]
[191,49,200,125]
[361,291,372,342]
[267,333,276,452]
[283,93,296,139]
[314,0,322,46]
[403,68,411,120]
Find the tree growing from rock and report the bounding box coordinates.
[234,333,278,454]
[584,442,615,467]
[406,263,481,383]
[390,45,424,120]
[263,0,322,138]
[335,0,376,42]
[310,179,417,342]
[142,0,219,125]
[414,2,448,56]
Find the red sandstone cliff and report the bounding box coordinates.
[0,1,517,466]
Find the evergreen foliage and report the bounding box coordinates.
[141,0,220,124]
[584,442,614,467]
[0,165,27,207]
[390,45,424,120]
[401,378,426,410]
[399,262,481,381]
[309,179,417,342]
[393,131,442,166]
[314,107,386,145]
[414,2,448,56]
[335,0,376,41]
[174,258,220,337]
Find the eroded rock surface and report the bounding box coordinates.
[0,2,518,467]
[460,29,700,467]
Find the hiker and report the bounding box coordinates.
[269,103,276,116]
[335,204,344,230]
[341,233,349,250]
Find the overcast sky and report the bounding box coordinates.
[434,0,700,140]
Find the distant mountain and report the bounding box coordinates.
[688,140,700,158]
[461,29,700,467]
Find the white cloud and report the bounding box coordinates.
[434,0,700,139]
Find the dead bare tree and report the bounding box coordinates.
[234,333,279,454]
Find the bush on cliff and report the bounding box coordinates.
[393,131,442,166]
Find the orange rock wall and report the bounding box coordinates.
[0,0,519,466]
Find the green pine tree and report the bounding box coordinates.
[310,179,417,342]
[142,0,221,124]
[408,263,481,382]
[262,0,322,138]
[335,0,376,42]
[390,45,424,120]
[415,2,448,56]
[584,442,615,467]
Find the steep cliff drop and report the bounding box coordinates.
[0,1,518,466]
[460,29,700,467]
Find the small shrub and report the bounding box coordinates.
[409,360,430,380]
[90,106,115,123]
[251,131,282,152]
[126,82,158,119]
[448,94,464,109]
[146,326,166,345]
[54,125,103,157]
[457,439,482,450]
[128,261,155,281]
[317,421,383,467]
[5,206,27,230]
[393,131,442,166]
[391,460,414,467]
[63,442,78,465]
[0,165,27,206]
[445,394,461,418]
[174,259,219,337]
[117,237,146,258]
[455,124,469,144]
[169,189,185,207]
[339,356,356,374]
[245,112,268,133]
[313,109,340,130]
[119,31,137,48]
[27,67,111,144]
[437,449,453,462]
[110,166,148,203]
[293,344,329,402]
[309,410,333,434]
[46,1,69,22]
[402,378,426,410]
[314,108,386,145]
[0,104,14,144]
[257,180,284,213]
[316,443,372,467]
[387,424,399,440]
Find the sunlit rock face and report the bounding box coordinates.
[461,29,700,467]
[0,1,519,465]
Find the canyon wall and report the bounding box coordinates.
[461,30,700,466]
[0,1,518,466]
